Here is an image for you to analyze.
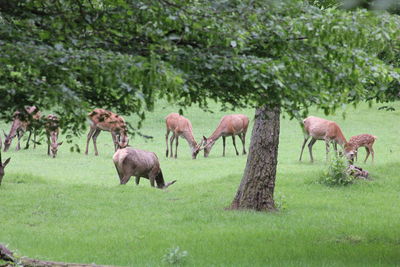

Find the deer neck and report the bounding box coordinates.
[181,131,197,150]
[208,127,224,144]
[50,132,58,143]
[335,130,347,147]
[8,120,23,137]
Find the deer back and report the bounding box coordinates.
[303,116,346,145]
[209,114,248,140]
[113,147,160,178]
[165,113,193,134]
[89,109,127,133]
[347,134,377,148]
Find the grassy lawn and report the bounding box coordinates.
[1,101,399,266]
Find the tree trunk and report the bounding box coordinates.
[230,105,280,211]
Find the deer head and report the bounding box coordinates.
[343,143,357,163]
[50,141,63,158]
[0,135,11,186]
[115,129,129,149]
[191,142,203,159]
[201,136,215,158]
[3,130,14,152]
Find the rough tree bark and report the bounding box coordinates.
[230,105,280,211]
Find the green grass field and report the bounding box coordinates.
[1,101,400,266]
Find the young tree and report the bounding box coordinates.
[0,0,399,210]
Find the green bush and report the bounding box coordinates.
[318,154,354,186]
[162,246,188,265]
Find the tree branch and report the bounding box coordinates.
[0,244,115,267]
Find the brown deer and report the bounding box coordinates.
[113,147,176,189]
[344,134,377,163]
[3,106,41,152]
[299,116,355,162]
[45,115,63,158]
[201,114,249,158]
[165,113,202,159]
[0,136,11,186]
[85,108,129,156]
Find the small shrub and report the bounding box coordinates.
[274,192,287,211]
[318,154,354,186]
[162,246,188,265]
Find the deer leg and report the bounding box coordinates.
[85,126,97,155]
[111,132,118,151]
[135,176,140,185]
[169,134,175,158]
[92,129,101,156]
[308,138,317,163]
[232,135,239,156]
[149,176,155,187]
[165,130,170,157]
[121,175,131,185]
[364,147,370,163]
[240,133,247,155]
[299,136,310,161]
[24,130,32,149]
[333,142,338,155]
[33,129,37,149]
[174,135,179,158]
[325,140,331,161]
[47,134,50,156]
[149,168,159,188]
[370,146,374,163]
[222,136,226,157]
[16,130,23,151]
[114,163,123,183]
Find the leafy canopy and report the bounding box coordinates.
[0,0,399,138]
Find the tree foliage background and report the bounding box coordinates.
[1,0,399,135]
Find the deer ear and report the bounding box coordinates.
[203,136,207,141]
[3,157,10,167]
[58,142,63,146]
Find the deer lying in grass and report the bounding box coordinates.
[165,113,201,159]
[45,115,63,158]
[85,108,129,156]
[0,136,11,186]
[344,134,377,163]
[201,114,249,157]
[299,116,355,162]
[3,106,41,152]
[113,147,176,189]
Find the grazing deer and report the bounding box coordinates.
[113,147,176,189]
[201,114,249,157]
[0,136,11,186]
[85,108,129,156]
[165,113,201,159]
[299,116,355,162]
[344,134,377,163]
[45,115,63,158]
[3,106,41,152]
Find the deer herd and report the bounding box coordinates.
[0,106,377,189]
